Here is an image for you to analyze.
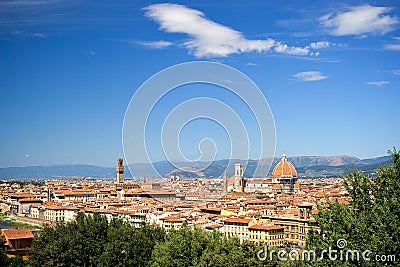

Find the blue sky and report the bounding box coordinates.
[0,0,399,167]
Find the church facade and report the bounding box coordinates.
[224,154,300,194]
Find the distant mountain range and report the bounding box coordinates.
[0,155,392,180]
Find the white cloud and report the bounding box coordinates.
[320,5,399,36]
[144,4,327,58]
[24,153,31,157]
[0,1,59,8]
[11,30,48,39]
[222,79,233,83]
[392,69,400,75]
[309,41,330,49]
[366,81,389,86]
[136,40,173,49]
[31,32,47,39]
[274,43,309,55]
[293,71,329,82]
[385,43,400,50]
[384,37,400,51]
[246,62,258,66]
[84,51,96,56]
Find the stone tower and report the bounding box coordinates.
[234,163,245,193]
[116,158,124,184]
[238,176,245,193]
[234,163,243,177]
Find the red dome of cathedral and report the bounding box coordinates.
[272,154,297,178]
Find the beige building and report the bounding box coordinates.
[262,203,318,247]
[161,215,185,231]
[64,206,79,222]
[223,217,254,242]
[248,224,285,247]
[44,205,65,223]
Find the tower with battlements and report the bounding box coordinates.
[116,158,124,184]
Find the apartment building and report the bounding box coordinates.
[222,217,254,242]
[248,224,285,247]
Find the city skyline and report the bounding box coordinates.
[1,0,399,167]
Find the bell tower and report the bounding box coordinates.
[116,158,124,184]
[234,163,245,192]
[234,163,243,177]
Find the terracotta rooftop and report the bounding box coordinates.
[272,154,297,178]
[2,229,34,240]
[223,217,252,224]
[205,224,223,229]
[248,224,284,231]
[18,198,43,203]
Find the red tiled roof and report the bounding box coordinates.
[205,224,223,229]
[272,154,297,178]
[1,229,33,240]
[223,218,252,224]
[272,184,282,189]
[249,224,284,231]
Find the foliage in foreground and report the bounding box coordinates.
[27,214,273,267]
[306,149,400,266]
[151,225,265,267]
[28,213,164,267]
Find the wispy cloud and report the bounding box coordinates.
[11,30,22,36]
[366,81,389,86]
[24,153,31,157]
[84,51,96,56]
[309,41,330,49]
[0,0,60,8]
[144,3,329,58]
[31,32,47,38]
[136,40,173,49]
[392,69,400,75]
[11,30,47,39]
[384,37,400,51]
[246,62,258,66]
[293,71,329,82]
[386,44,400,50]
[320,4,399,36]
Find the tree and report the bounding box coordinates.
[0,234,9,266]
[98,220,165,267]
[0,234,28,267]
[8,255,26,267]
[151,225,267,267]
[28,212,109,267]
[306,149,400,266]
[28,213,164,267]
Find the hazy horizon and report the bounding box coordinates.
[0,152,393,168]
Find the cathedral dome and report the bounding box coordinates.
[272,154,297,178]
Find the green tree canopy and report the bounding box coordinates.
[151,224,267,267]
[28,213,164,267]
[307,149,400,266]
